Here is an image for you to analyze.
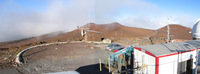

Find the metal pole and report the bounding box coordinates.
[99,59,102,71]
[121,28,122,39]
[167,18,170,43]
[89,8,90,24]
[108,57,111,73]
[137,50,139,74]
[196,47,199,74]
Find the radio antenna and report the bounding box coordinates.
[167,17,170,43]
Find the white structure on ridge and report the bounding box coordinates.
[192,19,200,40]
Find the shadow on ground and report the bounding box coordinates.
[75,63,133,74]
[76,63,109,74]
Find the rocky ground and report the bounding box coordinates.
[113,37,166,47]
[0,42,112,74]
[0,23,192,73]
[0,37,167,74]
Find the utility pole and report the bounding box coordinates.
[196,46,199,74]
[167,18,170,43]
[121,28,122,39]
[88,9,91,28]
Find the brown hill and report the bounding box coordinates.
[0,22,156,51]
[0,23,193,49]
[37,22,155,43]
[43,29,83,42]
[0,23,194,70]
[83,22,155,38]
[0,31,65,48]
[154,24,192,40]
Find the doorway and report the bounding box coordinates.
[186,59,193,74]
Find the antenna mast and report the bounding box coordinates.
[88,9,91,28]
[167,17,170,43]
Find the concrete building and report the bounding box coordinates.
[133,40,200,74]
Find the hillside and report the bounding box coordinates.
[82,22,155,38]
[40,22,155,43]
[154,24,192,40]
[0,31,65,48]
[0,23,193,49]
[0,22,194,70]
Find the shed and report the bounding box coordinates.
[133,40,200,74]
[84,30,102,41]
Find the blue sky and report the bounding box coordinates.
[95,0,200,29]
[0,0,200,42]
[151,0,200,16]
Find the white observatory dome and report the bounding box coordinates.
[192,19,200,40]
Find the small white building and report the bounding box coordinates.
[133,40,200,74]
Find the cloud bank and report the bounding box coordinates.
[94,0,198,29]
[0,0,94,42]
[0,0,198,42]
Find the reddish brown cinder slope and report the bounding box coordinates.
[154,24,192,40]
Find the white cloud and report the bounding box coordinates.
[174,14,197,28]
[94,0,163,29]
[117,16,168,30]
[0,0,94,42]
[0,0,198,42]
[94,0,161,27]
[94,0,198,30]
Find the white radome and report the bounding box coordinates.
[192,19,200,39]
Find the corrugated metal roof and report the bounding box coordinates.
[135,40,200,56]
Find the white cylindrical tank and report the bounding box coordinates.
[192,19,200,40]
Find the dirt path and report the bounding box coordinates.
[149,30,157,37]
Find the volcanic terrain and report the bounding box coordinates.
[0,22,193,72]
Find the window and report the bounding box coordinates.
[177,61,186,74]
